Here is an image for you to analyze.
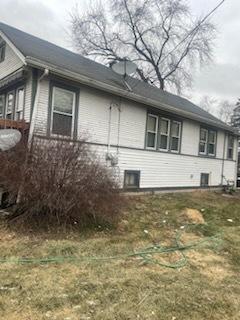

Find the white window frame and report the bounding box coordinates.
[208,130,216,156]
[6,91,14,120]
[0,42,5,63]
[146,114,158,150]
[227,135,234,160]
[170,120,181,153]
[159,117,170,151]
[51,86,76,138]
[0,94,4,118]
[15,87,24,121]
[199,128,208,155]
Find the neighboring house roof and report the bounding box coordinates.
[0,22,235,132]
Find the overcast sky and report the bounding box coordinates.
[0,0,239,109]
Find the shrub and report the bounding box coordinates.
[0,136,125,229]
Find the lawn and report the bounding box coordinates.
[0,191,239,320]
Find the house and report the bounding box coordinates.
[0,22,238,191]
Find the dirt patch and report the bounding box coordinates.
[180,208,205,224]
[187,250,234,281]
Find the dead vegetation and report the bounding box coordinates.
[0,137,125,230]
[0,191,239,319]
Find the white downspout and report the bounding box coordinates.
[28,68,49,145]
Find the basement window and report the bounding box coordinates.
[0,41,6,63]
[227,135,234,160]
[51,86,75,137]
[124,171,140,189]
[200,173,209,187]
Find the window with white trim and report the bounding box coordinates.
[199,128,216,156]
[227,135,234,159]
[199,128,208,154]
[146,113,182,153]
[170,121,181,152]
[0,95,4,118]
[6,92,14,120]
[159,118,170,150]
[15,88,24,120]
[51,86,75,137]
[146,114,158,149]
[0,41,5,63]
[208,130,216,156]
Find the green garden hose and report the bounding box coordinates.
[0,228,222,269]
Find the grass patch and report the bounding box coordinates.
[0,190,239,319]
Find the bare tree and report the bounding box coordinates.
[217,100,234,124]
[199,95,217,114]
[71,0,216,93]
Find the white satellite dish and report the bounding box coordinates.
[0,129,22,151]
[111,60,137,77]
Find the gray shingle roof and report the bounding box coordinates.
[0,22,230,129]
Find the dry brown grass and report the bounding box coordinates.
[0,191,239,320]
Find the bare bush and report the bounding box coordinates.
[0,136,124,229]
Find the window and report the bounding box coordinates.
[208,130,216,156]
[0,95,4,118]
[199,128,216,156]
[201,173,209,187]
[170,121,181,152]
[146,113,182,153]
[6,92,14,120]
[199,128,208,154]
[51,86,75,137]
[227,135,234,159]
[124,170,140,189]
[146,114,158,149]
[15,88,24,120]
[159,118,170,150]
[0,41,6,63]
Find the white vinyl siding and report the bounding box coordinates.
[0,42,23,80]
[32,78,237,189]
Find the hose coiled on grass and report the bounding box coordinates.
[0,227,222,269]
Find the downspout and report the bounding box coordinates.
[28,68,49,145]
[107,104,112,154]
[221,132,226,186]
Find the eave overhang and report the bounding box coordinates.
[25,56,237,135]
